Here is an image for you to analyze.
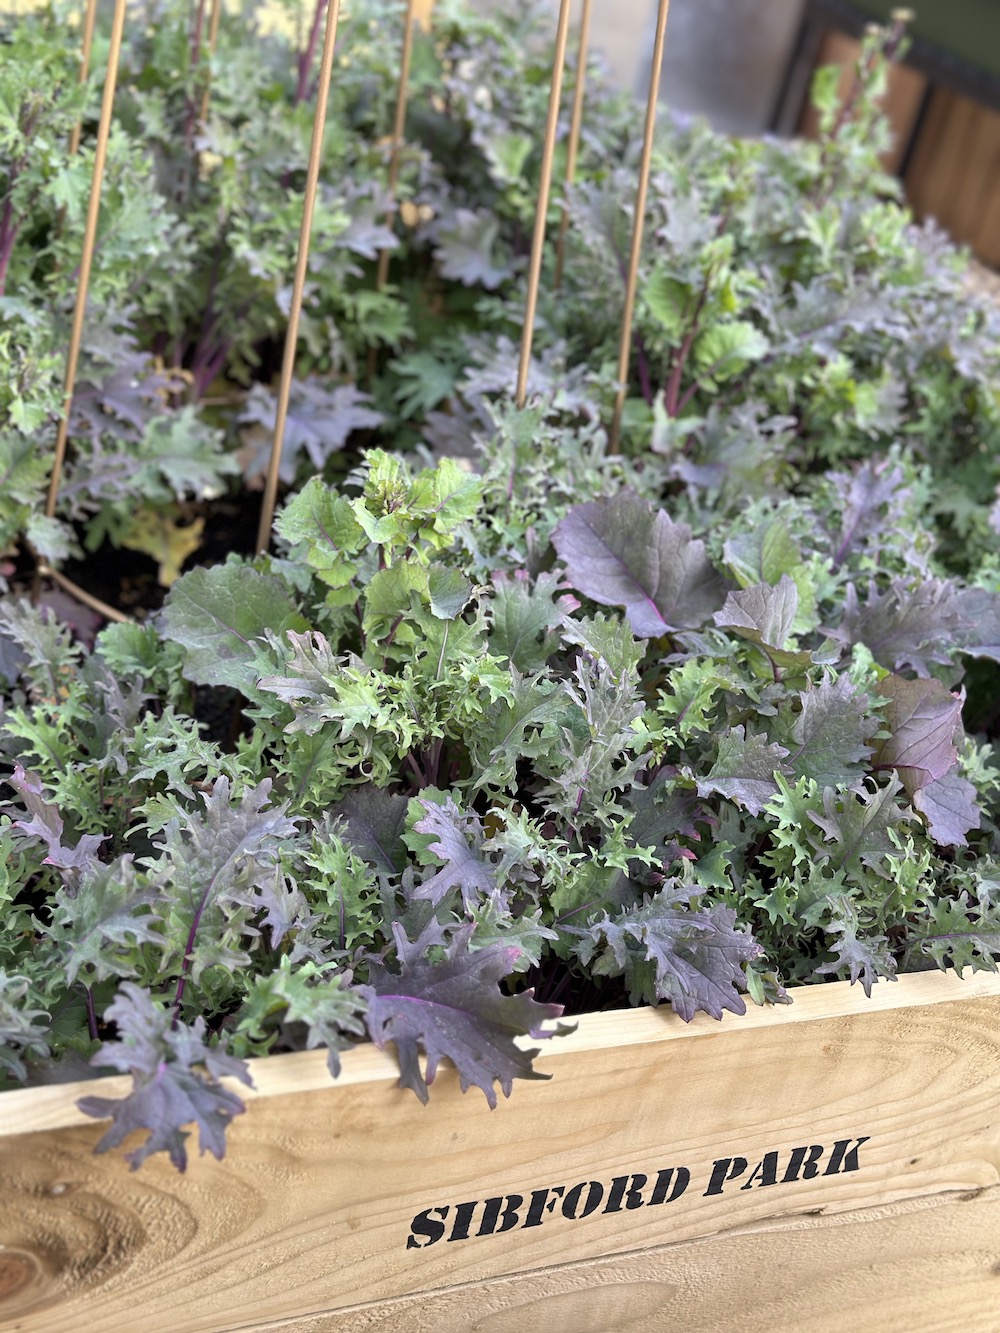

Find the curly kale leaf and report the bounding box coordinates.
[904,892,1000,975]
[697,725,790,816]
[784,674,874,791]
[6,764,105,887]
[236,957,368,1076]
[816,904,896,996]
[808,776,908,881]
[571,886,761,1020]
[77,983,253,1171]
[146,777,301,993]
[362,920,565,1107]
[410,795,500,911]
[0,972,50,1081]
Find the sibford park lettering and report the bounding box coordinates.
[405,1136,870,1249]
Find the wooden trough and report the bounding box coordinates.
[2,968,1000,1332]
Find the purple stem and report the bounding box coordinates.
[296,0,328,106]
[0,200,18,298]
[84,985,99,1042]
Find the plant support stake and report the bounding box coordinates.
[68,0,100,158]
[375,0,418,292]
[554,0,592,290]
[515,0,572,409]
[198,0,224,127]
[609,0,670,453]
[45,0,128,523]
[256,0,343,555]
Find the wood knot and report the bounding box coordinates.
[0,1249,42,1302]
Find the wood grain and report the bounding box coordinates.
[905,87,1000,266]
[2,972,999,1332]
[256,1186,1000,1333]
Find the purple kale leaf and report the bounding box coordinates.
[912,773,981,848]
[870,674,979,845]
[872,675,962,794]
[362,920,565,1107]
[331,786,409,876]
[715,575,798,650]
[785,674,874,791]
[571,886,761,1020]
[71,345,178,447]
[696,725,790,816]
[625,770,703,866]
[828,458,910,572]
[77,983,253,1171]
[833,578,970,676]
[552,491,727,638]
[713,575,811,671]
[952,587,1000,663]
[6,764,105,890]
[411,796,499,911]
[148,777,301,992]
[816,907,896,996]
[239,379,382,485]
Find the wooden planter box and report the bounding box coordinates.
[3,969,1000,1332]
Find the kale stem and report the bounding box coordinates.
[296,0,329,106]
[0,196,19,298]
[663,269,711,417]
[84,985,99,1041]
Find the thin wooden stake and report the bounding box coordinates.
[375,0,417,292]
[554,0,592,290]
[412,0,434,29]
[198,0,224,127]
[36,563,133,624]
[256,0,343,555]
[68,0,100,158]
[46,0,127,522]
[609,0,670,453]
[515,0,572,409]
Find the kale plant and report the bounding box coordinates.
[2,5,1000,1173]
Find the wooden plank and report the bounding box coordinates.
[254,1185,1000,1332]
[905,86,1000,266]
[1,972,999,1331]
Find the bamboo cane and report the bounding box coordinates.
[412,0,434,30]
[35,563,134,623]
[198,0,224,127]
[553,0,592,290]
[374,0,418,293]
[609,0,670,453]
[45,0,128,522]
[68,0,100,158]
[256,0,343,554]
[515,0,572,409]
